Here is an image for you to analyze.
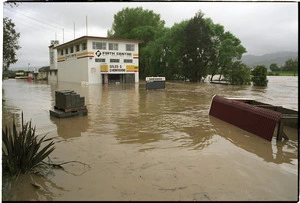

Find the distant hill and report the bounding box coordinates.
[241,51,298,69]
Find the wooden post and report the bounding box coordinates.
[276,118,291,141]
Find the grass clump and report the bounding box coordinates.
[2,113,55,177]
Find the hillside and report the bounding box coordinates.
[241,51,298,69]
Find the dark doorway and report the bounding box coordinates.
[108,74,120,83]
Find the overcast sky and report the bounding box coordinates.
[2,1,298,70]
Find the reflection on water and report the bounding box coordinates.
[209,116,298,166]
[2,76,298,201]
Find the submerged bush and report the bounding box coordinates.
[251,65,268,86]
[2,113,55,176]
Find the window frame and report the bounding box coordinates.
[110,59,120,63]
[82,43,87,50]
[124,59,133,63]
[126,44,135,51]
[92,42,106,50]
[95,58,106,62]
[76,44,80,52]
[109,43,118,51]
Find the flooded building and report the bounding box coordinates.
[48,36,143,84]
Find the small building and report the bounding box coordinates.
[33,66,50,80]
[49,36,143,84]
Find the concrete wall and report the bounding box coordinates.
[58,57,89,83]
[48,70,58,82]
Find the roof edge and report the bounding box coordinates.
[53,36,144,49]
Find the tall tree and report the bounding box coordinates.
[281,58,298,74]
[107,7,165,43]
[107,7,165,79]
[215,31,246,81]
[182,11,214,82]
[3,17,21,71]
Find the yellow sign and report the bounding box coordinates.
[126,65,138,72]
[100,64,108,72]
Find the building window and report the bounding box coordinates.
[70,46,74,53]
[109,43,118,50]
[82,43,87,50]
[95,58,106,62]
[60,50,63,55]
[124,59,133,63]
[110,59,119,63]
[76,44,80,52]
[92,42,106,50]
[126,44,135,51]
[65,48,68,54]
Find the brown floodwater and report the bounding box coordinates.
[2,76,298,201]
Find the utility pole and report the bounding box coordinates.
[86,15,88,36]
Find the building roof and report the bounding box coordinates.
[39,66,50,72]
[51,35,144,49]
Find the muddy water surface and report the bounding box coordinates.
[2,76,298,201]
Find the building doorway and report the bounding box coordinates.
[102,74,135,84]
[108,74,120,83]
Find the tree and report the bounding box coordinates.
[281,58,298,75]
[251,65,268,86]
[269,63,280,72]
[216,32,246,81]
[107,7,165,43]
[182,10,213,82]
[223,61,251,85]
[157,21,189,80]
[107,7,165,79]
[208,26,247,82]
[3,17,21,72]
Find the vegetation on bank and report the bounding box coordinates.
[267,71,298,76]
[268,58,298,76]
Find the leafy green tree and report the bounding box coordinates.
[223,61,251,85]
[216,32,246,81]
[3,17,21,72]
[269,63,280,72]
[251,65,268,86]
[208,24,246,82]
[206,23,224,80]
[107,7,165,79]
[281,58,298,75]
[159,21,189,80]
[182,10,213,82]
[107,7,165,43]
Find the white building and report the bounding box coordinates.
[49,36,143,84]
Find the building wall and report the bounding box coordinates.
[87,39,139,83]
[58,56,89,83]
[55,37,141,84]
[48,70,58,82]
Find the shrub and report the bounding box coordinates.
[223,61,251,85]
[2,113,55,176]
[251,65,268,86]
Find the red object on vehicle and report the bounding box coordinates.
[209,95,282,141]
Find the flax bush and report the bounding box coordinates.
[2,113,55,176]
